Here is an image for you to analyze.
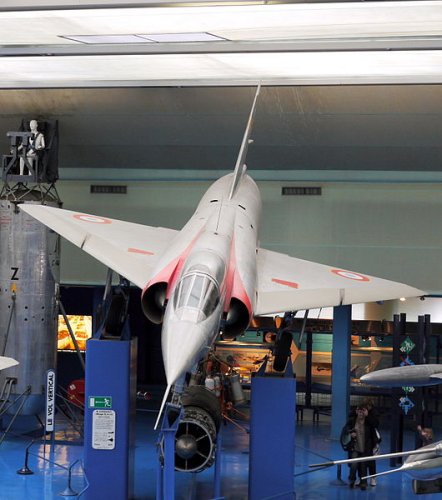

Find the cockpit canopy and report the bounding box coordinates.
[173,271,220,322]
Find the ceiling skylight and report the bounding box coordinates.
[139,33,225,43]
[62,35,155,44]
[62,33,224,45]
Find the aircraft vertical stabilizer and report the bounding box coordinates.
[229,84,261,200]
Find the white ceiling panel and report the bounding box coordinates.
[0,2,441,45]
[0,1,441,87]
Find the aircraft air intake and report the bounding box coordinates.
[141,281,167,324]
[222,297,251,340]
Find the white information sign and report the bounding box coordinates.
[92,409,116,450]
[45,369,56,432]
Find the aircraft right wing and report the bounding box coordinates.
[20,204,178,289]
[255,247,425,315]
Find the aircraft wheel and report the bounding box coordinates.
[273,330,292,372]
[104,294,126,336]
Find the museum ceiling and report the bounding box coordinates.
[0,1,441,180]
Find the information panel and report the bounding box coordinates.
[92,409,116,450]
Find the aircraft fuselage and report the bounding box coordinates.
[142,172,262,386]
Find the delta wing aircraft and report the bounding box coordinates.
[311,442,442,482]
[21,87,424,427]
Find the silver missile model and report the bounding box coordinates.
[20,86,425,427]
[361,364,442,387]
[311,441,442,481]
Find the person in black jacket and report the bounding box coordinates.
[341,404,379,490]
[362,397,380,486]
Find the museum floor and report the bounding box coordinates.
[0,407,440,499]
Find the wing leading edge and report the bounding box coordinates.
[21,205,424,313]
[20,204,178,289]
[255,248,425,315]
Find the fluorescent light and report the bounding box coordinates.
[0,1,441,87]
[139,33,225,43]
[1,50,442,88]
[61,35,154,44]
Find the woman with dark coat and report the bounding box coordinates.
[341,404,379,490]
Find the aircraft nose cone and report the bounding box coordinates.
[162,320,208,386]
[360,371,385,385]
[360,369,403,386]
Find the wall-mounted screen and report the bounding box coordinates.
[58,315,92,351]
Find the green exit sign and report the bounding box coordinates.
[89,396,112,409]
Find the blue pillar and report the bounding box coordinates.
[249,367,296,499]
[330,305,352,440]
[84,338,137,500]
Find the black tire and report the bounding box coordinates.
[182,385,222,430]
[104,294,126,336]
[273,330,292,372]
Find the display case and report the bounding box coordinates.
[57,314,92,351]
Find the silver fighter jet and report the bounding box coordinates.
[21,87,424,427]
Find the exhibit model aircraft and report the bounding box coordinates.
[21,86,424,429]
[310,442,442,482]
[361,364,442,387]
[311,364,442,483]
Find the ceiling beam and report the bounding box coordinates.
[2,37,442,57]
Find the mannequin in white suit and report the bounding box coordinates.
[19,120,45,175]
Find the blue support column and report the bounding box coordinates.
[249,364,296,500]
[162,427,177,500]
[156,403,183,500]
[331,305,352,440]
[213,425,223,499]
[84,338,137,500]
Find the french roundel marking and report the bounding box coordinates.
[331,269,370,282]
[73,214,112,224]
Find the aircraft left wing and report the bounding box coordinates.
[255,248,424,315]
[20,204,178,289]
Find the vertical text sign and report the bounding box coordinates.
[45,369,56,432]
